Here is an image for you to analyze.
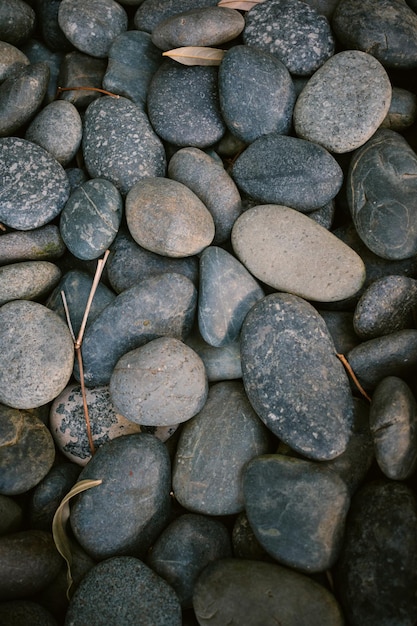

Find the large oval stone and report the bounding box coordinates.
[0,261,61,306]
[231,204,365,302]
[231,134,343,211]
[294,50,392,153]
[347,128,417,260]
[240,293,354,460]
[70,434,171,559]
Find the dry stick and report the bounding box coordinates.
[56,86,120,98]
[0,223,6,231]
[336,353,372,403]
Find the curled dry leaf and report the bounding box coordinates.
[162,46,225,66]
[218,0,266,10]
[52,478,103,599]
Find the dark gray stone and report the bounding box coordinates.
[332,0,417,69]
[173,381,272,515]
[65,556,181,625]
[193,558,344,625]
[36,0,73,52]
[134,0,218,33]
[334,480,417,626]
[0,495,22,536]
[0,137,70,231]
[21,38,63,105]
[231,512,269,561]
[370,376,417,480]
[185,330,242,382]
[148,513,232,608]
[107,231,198,294]
[168,147,242,244]
[25,100,82,166]
[0,600,58,626]
[0,41,29,81]
[381,86,417,131]
[58,0,128,58]
[294,51,392,153]
[319,310,361,355]
[0,405,56,496]
[66,167,88,190]
[231,133,343,211]
[308,199,335,229]
[0,225,65,266]
[57,51,107,108]
[353,275,417,339]
[243,0,335,76]
[151,7,244,50]
[28,463,81,531]
[102,30,162,109]
[219,44,295,143]
[83,96,166,195]
[0,62,49,136]
[0,261,61,306]
[241,293,354,460]
[198,246,264,347]
[147,61,225,148]
[75,272,197,386]
[70,434,172,559]
[0,301,74,409]
[347,129,417,260]
[346,329,417,389]
[0,530,62,601]
[0,0,35,45]
[125,177,214,257]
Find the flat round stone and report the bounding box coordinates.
[0,261,61,306]
[240,293,354,460]
[231,204,365,302]
[294,50,392,153]
[0,137,70,231]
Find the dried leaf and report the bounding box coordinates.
[52,479,103,599]
[218,0,266,10]
[162,46,225,66]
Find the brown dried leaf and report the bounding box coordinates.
[162,46,225,66]
[218,0,266,10]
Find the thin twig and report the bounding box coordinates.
[336,353,372,402]
[60,291,76,342]
[56,86,120,98]
[76,347,95,456]
[75,250,110,349]
[0,222,6,231]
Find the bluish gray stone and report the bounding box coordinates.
[66,167,88,190]
[0,225,65,266]
[219,44,296,143]
[173,381,272,515]
[0,495,22,536]
[0,41,29,81]
[58,0,128,58]
[347,129,417,260]
[243,0,335,76]
[185,331,242,382]
[0,137,70,231]
[75,272,197,386]
[168,147,242,244]
[134,0,218,33]
[381,86,417,131]
[198,246,264,347]
[21,38,63,105]
[231,512,269,561]
[83,96,166,195]
[0,600,58,626]
[0,0,35,45]
[231,134,343,211]
[36,0,73,52]
[0,261,61,306]
[243,454,350,572]
[319,310,361,355]
[70,434,171,559]
[57,50,107,108]
[370,376,417,480]
[147,61,225,148]
[65,556,181,625]
[147,513,232,608]
[334,480,417,626]
[28,463,81,531]
[241,293,354,460]
[308,199,335,229]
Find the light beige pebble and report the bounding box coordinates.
[0,261,61,306]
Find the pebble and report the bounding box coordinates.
[147,513,232,608]
[151,6,245,50]
[0,600,58,626]
[25,100,82,165]
[0,300,74,409]
[381,86,417,131]
[347,128,417,260]
[369,376,417,480]
[57,0,128,58]
[240,293,354,460]
[0,137,70,231]
[21,38,63,105]
[334,480,417,625]
[231,133,343,211]
[65,556,182,626]
[293,50,392,153]
[134,0,218,33]
[125,177,215,257]
[172,381,272,515]
[70,434,172,559]
[0,40,29,81]
[185,331,242,382]
[0,494,22,536]
[0,404,55,496]
[218,44,296,143]
[231,512,268,562]
[193,558,344,625]
[332,0,417,69]
[57,51,107,108]
[147,61,225,148]
[198,246,264,347]
[0,225,64,265]
[0,261,61,306]
[319,310,360,354]
[60,178,122,261]
[168,147,242,244]
[243,0,335,76]
[82,96,166,195]
[244,454,350,572]
[231,204,365,302]
[0,0,35,45]
[353,275,417,339]
[36,0,73,53]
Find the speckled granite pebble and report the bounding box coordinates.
[294,51,392,153]
[0,261,61,306]
[0,137,70,231]
[133,0,218,33]
[0,41,29,81]
[0,0,35,45]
